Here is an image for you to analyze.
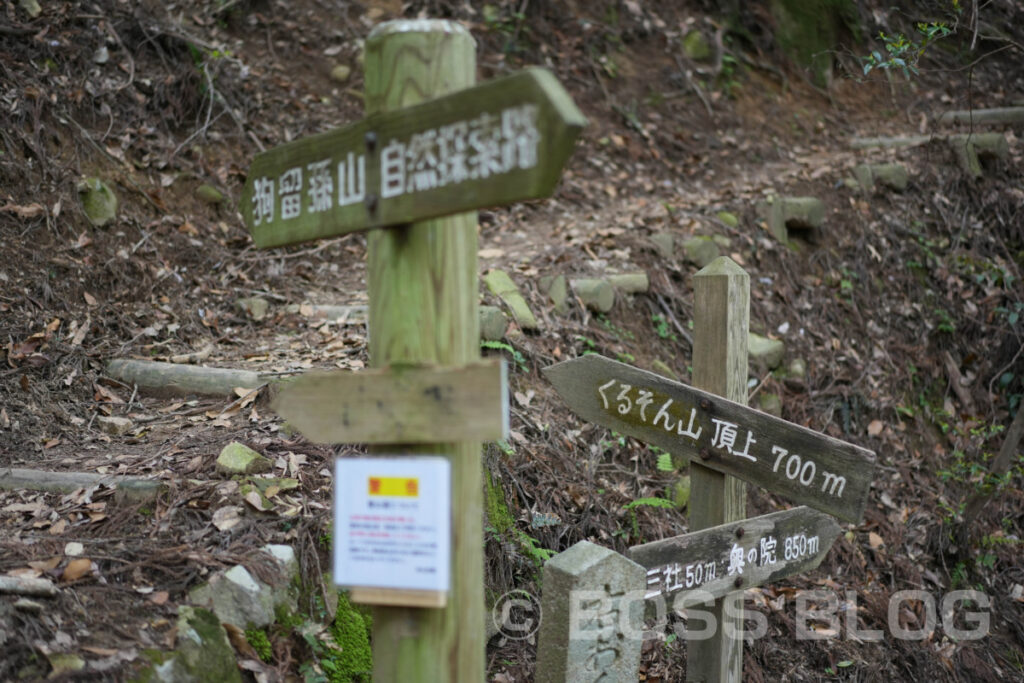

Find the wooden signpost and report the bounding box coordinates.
[542,353,876,524]
[544,257,877,682]
[240,18,584,683]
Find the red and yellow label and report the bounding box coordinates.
[368,476,419,497]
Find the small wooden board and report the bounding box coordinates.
[349,587,447,608]
[543,354,876,523]
[628,507,841,606]
[273,360,508,444]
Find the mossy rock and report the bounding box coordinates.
[195,184,225,205]
[682,30,712,61]
[77,177,118,227]
[770,0,861,88]
[216,442,272,475]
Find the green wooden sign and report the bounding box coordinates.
[627,507,841,607]
[241,67,586,248]
[543,354,877,523]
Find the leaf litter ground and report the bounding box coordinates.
[1,1,1023,681]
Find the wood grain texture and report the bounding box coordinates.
[349,587,447,609]
[361,20,483,683]
[106,359,264,397]
[542,354,876,524]
[689,256,749,683]
[628,507,841,606]
[272,361,508,444]
[241,67,586,248]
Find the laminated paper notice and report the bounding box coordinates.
[333,457,451,592]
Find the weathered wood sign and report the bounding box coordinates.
[627,507,841,607]
[543,354,876,523]
[240,67,586,247]
[273,360,508,444]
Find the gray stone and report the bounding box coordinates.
[748,333,785,370]
[570,278,615,313]
[189,565,274,629]
[787,357,807,379]
[546,274,570,314]
[536,541,645,683]
[650,359,678,381]
[330,64,352,83]
[479,305,507,341]
[194,184,224,205]
[216,442,272,475]
[77,177,118,227]
[949,133,1009,178]
[96,415,132,436]
[18,0,41,19]
[716,210,739,228]
[682,236,720,268]
[607,272,649,294]
[649,233,674,259]
[237,297,269,321]
[853,163,908,192]
[484,269,538,331]
[172,606,242,682]
[762,196,825,242]
[682,30,711,61]
[758,392,783,418]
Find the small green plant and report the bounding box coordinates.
[245,628,273,663]
[656,452,674,472]
[862,22,953,78]
[622,497,675,540]
[575,334,598,355]
[617,352,635,364]
[480,340,527,372]
[933,308,956,333]
[651,314,676,341]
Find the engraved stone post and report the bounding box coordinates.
[536,541,645,683]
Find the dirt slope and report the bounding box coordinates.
[1,1,1022,681]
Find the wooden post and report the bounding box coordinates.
[362,20,483,681]
[688,257,749,682]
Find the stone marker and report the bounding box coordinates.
[938,106,1024,127]
[485,269,539,330]
[748,332,785,370]
[479,305,508,341]
[539,274,570,314]
[682,235,720,268]
[649,232,674,259]
[607,272,649,294]
[762,196,825,242]
[570,278,615,313]
[536,541,645,683]
[949,132,1010,178]
[853,163,909,192]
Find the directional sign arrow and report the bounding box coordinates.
[241,67,586,248]
[543,354,876,523]
[627,507,841,606]
[273,360,508,444]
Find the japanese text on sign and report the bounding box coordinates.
[250,104,541,226]
[596,379,848,500]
